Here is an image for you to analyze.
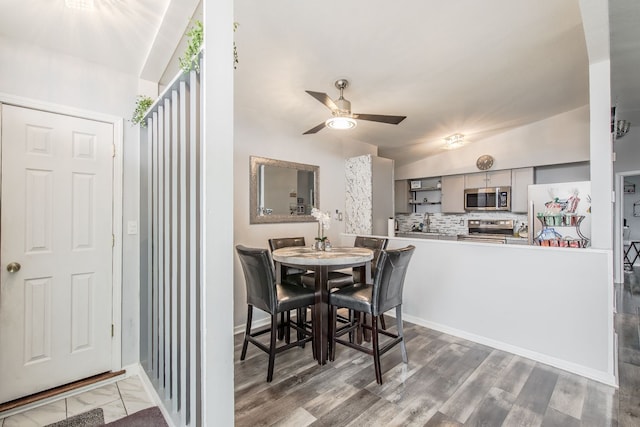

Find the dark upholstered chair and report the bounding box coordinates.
[236,245,314,382]
[329,245,416,384]
[268,237,314,340]
[268,237,307,286]
[352,236,389,283]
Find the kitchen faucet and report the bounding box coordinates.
[423,212,431,232]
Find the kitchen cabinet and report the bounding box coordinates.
[394,180,410,213]
[441,174,465,213]
[403,178,442,213]
[510,167,534,212]
[464,170,511,189]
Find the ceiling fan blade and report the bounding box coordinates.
[305,91,339,111]
[353,113,407,125]
[303,122,327,135]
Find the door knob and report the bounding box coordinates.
[6,262,21,273]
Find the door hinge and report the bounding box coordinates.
[111,324,114,337]
[112,144,116,158]
[112,234,115,247]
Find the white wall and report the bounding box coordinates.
[535,162,590,184]
[233,116,377,327]
[340,234,615,385]
[203,0,235,422]
[0,36,142,366]
[396,106,590,180]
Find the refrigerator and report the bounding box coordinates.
[527,181,591,247]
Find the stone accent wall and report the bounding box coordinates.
[345,155,372,234]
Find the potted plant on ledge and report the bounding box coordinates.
[311,208,331,250]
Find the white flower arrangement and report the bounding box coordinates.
[311,208,331,241]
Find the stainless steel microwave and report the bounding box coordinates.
[464,187,511,211]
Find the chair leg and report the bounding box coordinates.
[284,310,291,344]
[278,312,285,340]
[396,306,408,364]
[348,309,355,343]
[356,312,363,344]
[371,315,383,384]
[296,308,305,347]
[379,313,387,330]
[240,305,253,360]
[361,313,371,342]
[267,314,278,382]
[329,305,337,361]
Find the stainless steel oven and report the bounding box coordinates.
[457,219,514,244]
[464,187,511,211]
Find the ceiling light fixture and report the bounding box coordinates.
[325,116,357,130]
[65,0,94,10]
[444,133,464,148]
[617,120,631,138]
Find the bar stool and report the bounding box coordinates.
[236,245,314,382]
[329,245,416,384]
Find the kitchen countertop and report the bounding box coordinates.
[395,231,456,240]
[396,231,530,244]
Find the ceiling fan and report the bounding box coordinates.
[303,79,407,135]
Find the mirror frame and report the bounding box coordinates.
[249,156,320,224]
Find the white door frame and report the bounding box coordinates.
[0,93,123,372]
[614,169,640,283]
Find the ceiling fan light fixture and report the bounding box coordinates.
[444,133,464,148]
[325,116,357,130]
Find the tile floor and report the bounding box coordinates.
[0,376,154,427]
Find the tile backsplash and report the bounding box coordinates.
[395,212,528,235]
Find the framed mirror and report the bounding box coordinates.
[250,156,320,224]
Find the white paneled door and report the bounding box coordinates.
[0,105,114,403]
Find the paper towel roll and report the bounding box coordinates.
[388,218,395,237]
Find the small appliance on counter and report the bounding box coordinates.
[516,222,528,238]
[457,219,514,244]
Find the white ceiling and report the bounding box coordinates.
[0,0,636,167]
[0,0,172,76]
[233,0,592,166]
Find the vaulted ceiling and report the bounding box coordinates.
[0,1,637,166]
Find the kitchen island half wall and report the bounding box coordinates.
[340,234,614,385]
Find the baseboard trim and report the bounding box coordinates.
[136,364,176,427]
[399,312,617,387]
[233,316,272,335]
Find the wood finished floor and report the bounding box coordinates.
[235,268,640,426]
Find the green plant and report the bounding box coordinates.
[179,20,203,73]
[131,95,154,127]
[178,20,239,72]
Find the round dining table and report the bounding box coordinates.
[272,246,373,365]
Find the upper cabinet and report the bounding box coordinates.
[396,167,533,215]
[441,174,465,213]
[394,180,410,213]
[464,170,512,188]
[510,167,534,212]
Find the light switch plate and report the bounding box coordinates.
[127,221,138,235]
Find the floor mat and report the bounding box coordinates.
[104,407,168,427]
[45,408,105,427]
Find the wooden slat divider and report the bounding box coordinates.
[140,62,202,426]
